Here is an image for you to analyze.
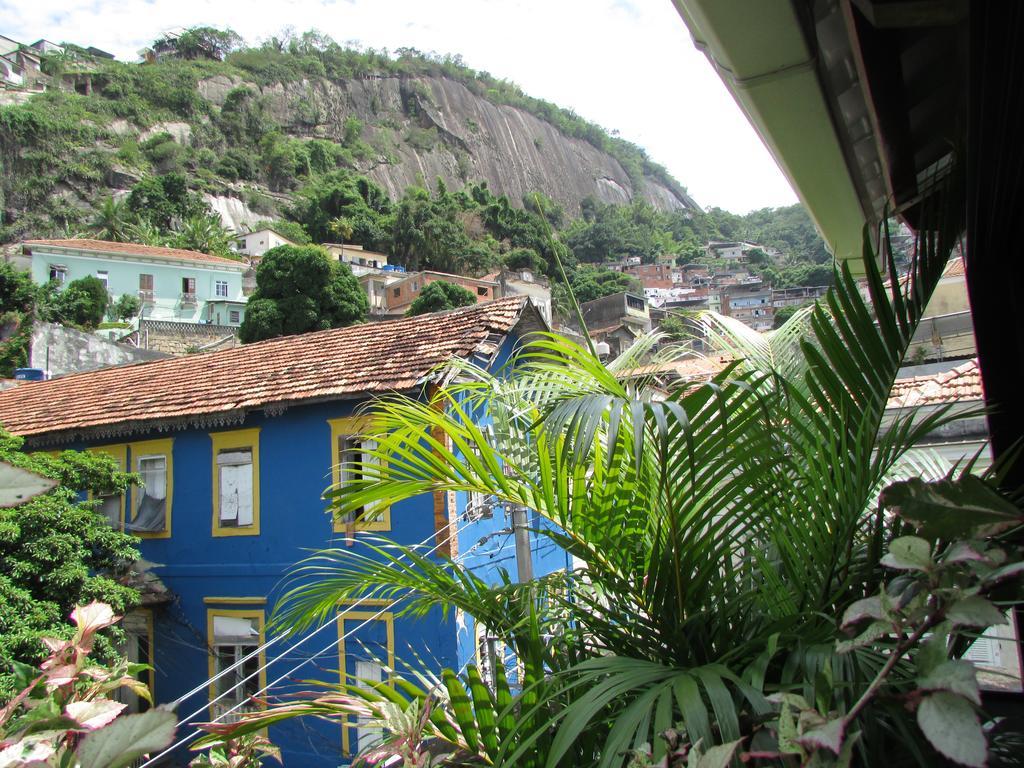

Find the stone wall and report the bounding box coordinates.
[30,322,169,377]
[138,319,239,355]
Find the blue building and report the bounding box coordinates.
[0,297,570,766]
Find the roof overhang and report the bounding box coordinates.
[672,0,869,261]
[671,0,968,262]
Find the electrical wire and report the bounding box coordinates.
[162,518,468,715]
[139,516,479,767]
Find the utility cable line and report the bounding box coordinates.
[141,516,482,767]
[165,519,466,713]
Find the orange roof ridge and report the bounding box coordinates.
[24,239,244,267]
[888,358,982,408]
[0,296,530,441]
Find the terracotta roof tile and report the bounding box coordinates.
[618,356,730,382]
[24,239,244,267]
[0,297,529,441]
[888,358,983,408]
[943,255,966,277]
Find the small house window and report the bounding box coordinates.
[131,455,167,534]
[182,277,196,295]
[139,274,154,291]
[49,265,67,284]
[126,439,172,537]
[477,287,488,296]
[329,418,389,533]
[96,270,109,289]
[229,310,240,324]
[209,612,263,719]
[217,448,254,528]
[340,609,393,756]
[212,429,260,537]
[215,280,228,298]
[393,287,401,298]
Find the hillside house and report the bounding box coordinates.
[384,270,499,315]
[581,292,652,360]
[23,239,248,327]
[322,243,395,276]
[721,285,773,331]
[706,241,757,262]
[0,297,567,765]
[483,268,553,324]
[234,229,296,259]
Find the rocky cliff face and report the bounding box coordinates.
[199,73,697,217]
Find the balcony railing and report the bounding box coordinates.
[179,292,197,306]
[137,289,154,303]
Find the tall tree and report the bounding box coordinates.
[52,276,109,329]
[152,26,242,61]
[172,214,237,257]
[238,245,367,343]
[89,196,131,242]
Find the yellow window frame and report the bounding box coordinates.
[206,607,266,719]
[86,444,127,529]
[328,417,390,533]
[210,428,261,537]
[129,438,173,539]
[338,605,395,756]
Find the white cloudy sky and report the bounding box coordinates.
[2,0,798,213]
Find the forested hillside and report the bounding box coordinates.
[0,28,829,298]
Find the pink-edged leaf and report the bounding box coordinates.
[71,602,118,651]
[795,718,845,755]
[917,693,986,767]
[841,596,884,629]
[66,699,127,730]
[43,664,79,687]
[0,738,57,765]
[40,637,68,654]
[942,541,990,566]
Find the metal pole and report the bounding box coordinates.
[511,505,533,582]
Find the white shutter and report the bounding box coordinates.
[218,450,253,526]
[220,464,240,522]
[964,636,1000,667]
[213,616,258,641]
[236,466,253,526]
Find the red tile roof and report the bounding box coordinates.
[887,358,983,408]
[0,297,531,442]
[943,255,966,277]
[617,356,730,382]
[24,239,244,267]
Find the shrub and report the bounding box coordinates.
[406,280,476,316]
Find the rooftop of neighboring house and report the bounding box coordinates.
[0,296,537,443]
[943,255,966,278]
[887,358,982,409]
[237,228,295,242]
[391,270,498,288]
[617,356,731,383]
[23,239,245,268]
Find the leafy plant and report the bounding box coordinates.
[238,244,367,343]
[262,182,1005,768]
[407,281,477,316]
[110,294,141,322]
[0,431,141,697]
[45,276,109,330]
[189,731,281,768]
[0,602,176,768]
